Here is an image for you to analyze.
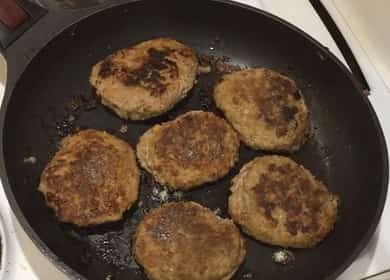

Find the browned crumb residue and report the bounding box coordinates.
[253,162,328,236]
[99,48,179,96]
[197,53,242,74]
[155,114,229,168]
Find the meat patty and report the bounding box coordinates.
[136,111,240,190]
[214,68,310,152]
[228,156,339,248]
[90,38,198,120]
[38,129,140,226]
[133,202,246,280]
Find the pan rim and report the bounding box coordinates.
[0,0,388,279]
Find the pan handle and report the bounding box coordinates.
[0,0,47,51]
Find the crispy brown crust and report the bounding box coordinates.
[214,68,310,152]
[90,38,199,120]
[98,47,179,96]
[38,129,140,226]
[136,111,240,190]
[228,156,339,248]
[133,202,246,280]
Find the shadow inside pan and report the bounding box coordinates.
[38,0,112,9]
[1,0,387,279]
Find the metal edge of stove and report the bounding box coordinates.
[0,54,7,280]
[0,56,5,86]
[309,0,370,94]
[362,269,390,280]
[319,0,390,96]
[0,214,8,280]
[314,1,390,278]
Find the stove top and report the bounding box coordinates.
[0,0,389,279]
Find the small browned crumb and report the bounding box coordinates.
[23,156,37,165]
[215,60,241,73]
[151,187,170,203]
[197,53,242,74]
[213,208,222,216]
[172,191,183,200]
[119,124,128,134]
[198,65,212,74]
[272,249,295,265]
[67,115,76,122]
[243,272,254,279]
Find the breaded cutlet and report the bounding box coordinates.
[136,111,240,190]
[133,201,246,280]
[39,129,140,226]
[214,68,310,152]
[228,155,339,248]
[90,38,199,120]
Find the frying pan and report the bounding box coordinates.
[0,0,388,279]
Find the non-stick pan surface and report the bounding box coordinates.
[0,0,388,279]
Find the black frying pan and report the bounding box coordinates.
[0,0,388,279]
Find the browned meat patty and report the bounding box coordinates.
[136,111,240,190]
[228,156,339,248]
[90,38,198,120]
[38,129,140,226]
[133,202,246,280]
[214,68,310,152]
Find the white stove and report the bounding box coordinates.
[0,0,389,279]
